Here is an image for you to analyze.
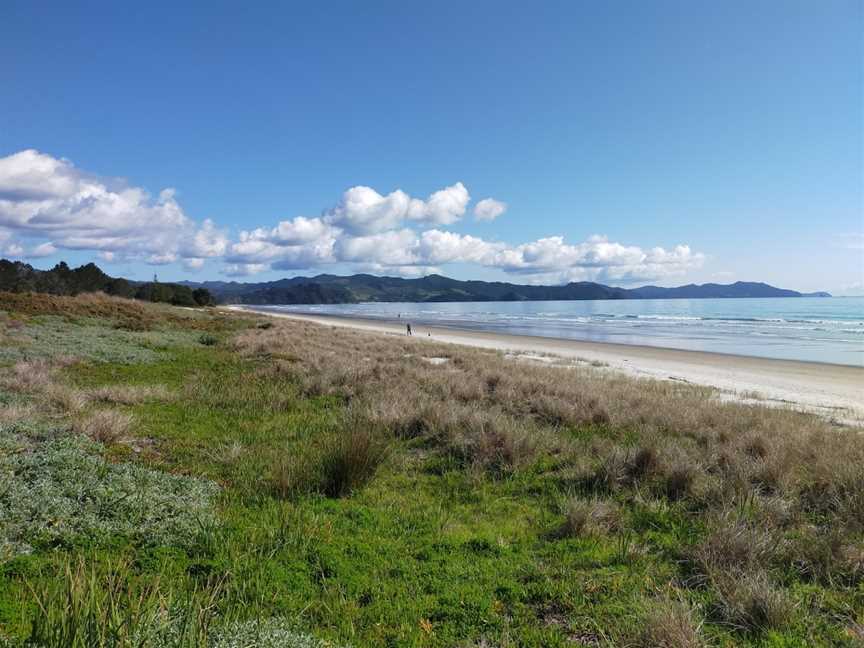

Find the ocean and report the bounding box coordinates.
[251,297,864,367]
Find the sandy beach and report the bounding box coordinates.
[229,307,864,425]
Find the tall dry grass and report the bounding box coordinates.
[234,319,863,508]
[637,595,706,648]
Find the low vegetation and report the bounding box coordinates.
[0,292,861,646]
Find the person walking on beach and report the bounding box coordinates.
[406,323,412,336]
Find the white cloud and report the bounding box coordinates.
[355,263,442,278]
[324,182,469,234]
[420,182,470,226]
[3,242,24,257]
[30,242,57,258]
[183,257,205,271]
[223,263,267,277]
[146,252,178,265]
[335,229,419,266]
[474,198,507,221]
[181,218,228,258]
[226,216,337,271]
[324,186,418,234]
[417,230,503,265]
[480,235,703,282]
[267,216,334,245]
[0,149,225,266]
[0,150,705,285]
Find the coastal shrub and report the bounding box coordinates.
[211,618,341,648]
[0,316,198,365]
[198,333,218,346]
[0,291,225,331]
[0,429,219,554]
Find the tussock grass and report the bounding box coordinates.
[558,497,620,538]
[4,358,55,391]
[638,596,706,648]
[270,427,389,498]
[711,570,794,632]
[688,509,783,578]
[85,383,173,405]
[76,409,135,443]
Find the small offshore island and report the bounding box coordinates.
[0,262,862,646]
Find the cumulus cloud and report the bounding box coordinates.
[481,235,703,282]
[226,215,337,271]
[0,150,705,285]
[474,198,507,221]
[335,229,419,266]
[421,182,470,226]
[0,149,226,266]
[324,182,469,234]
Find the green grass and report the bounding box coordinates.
[0,299,861,647]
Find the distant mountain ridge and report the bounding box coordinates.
[0,258,830,305]
[180,272,831,304]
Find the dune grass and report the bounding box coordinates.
[0,293,862,646]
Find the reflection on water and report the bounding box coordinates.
[248,297,864,366]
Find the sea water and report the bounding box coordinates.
[252,297,864,366]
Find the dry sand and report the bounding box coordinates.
[229,307,864,425]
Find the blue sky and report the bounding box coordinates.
[1,0,861,293]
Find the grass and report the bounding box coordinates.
[0,292,862,646]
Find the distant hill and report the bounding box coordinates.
[0,259,829,305]
[181,273,831,304]
[0,260,214,307]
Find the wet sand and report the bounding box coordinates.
[228,307,864,425]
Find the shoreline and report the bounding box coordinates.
[227,306,864,425]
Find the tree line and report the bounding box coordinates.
[0,260,214,307]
